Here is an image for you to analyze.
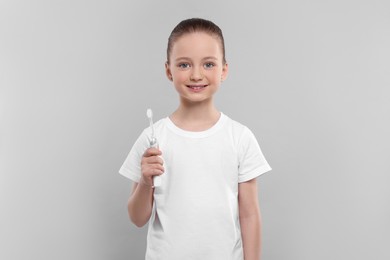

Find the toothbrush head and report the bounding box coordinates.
[146,108,156,144]
[146,108,153,119]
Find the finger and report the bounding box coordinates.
[143,155,164,165]
[143,165,164,177]
[142,162,165,171]
[153,167,164,176]
[143,147,162,157]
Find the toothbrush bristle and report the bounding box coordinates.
[146,108,153,119]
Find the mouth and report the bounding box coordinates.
[186,84,208,90]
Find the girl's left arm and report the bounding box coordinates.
[238,178,262,260]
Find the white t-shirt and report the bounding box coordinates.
[119,112,271,260]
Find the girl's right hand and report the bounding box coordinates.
[141,147,164,187]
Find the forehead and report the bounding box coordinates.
[170,32,223,60]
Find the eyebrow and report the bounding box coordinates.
[175,56,218,62]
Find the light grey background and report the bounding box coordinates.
[1,0,389,259]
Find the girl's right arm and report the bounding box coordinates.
[127,147,164,227]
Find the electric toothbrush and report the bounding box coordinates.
[146,108,162,187]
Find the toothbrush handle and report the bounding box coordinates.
[153,174,162,187]
[150,142,163,187]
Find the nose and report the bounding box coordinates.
[190,66,203,81]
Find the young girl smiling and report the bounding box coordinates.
[120,18,271,260]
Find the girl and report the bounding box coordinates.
[120,18,271,260]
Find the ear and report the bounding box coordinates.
[165,62,173,81]
[221,63,229,82]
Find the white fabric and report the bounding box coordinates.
[119,112,271,260]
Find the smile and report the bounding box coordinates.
[187,85,208,90]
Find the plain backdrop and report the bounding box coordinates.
[1,0,389,259]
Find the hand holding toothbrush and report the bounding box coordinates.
[140,108,164,188]
[140,147,164,188]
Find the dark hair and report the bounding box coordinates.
[166,18,226,64]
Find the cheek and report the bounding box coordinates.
[172,70,188,82]
[206,71,222,82]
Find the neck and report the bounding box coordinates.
[169,99,221,131]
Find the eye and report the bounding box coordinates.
[178,63,190,69]
[204,62,215,69]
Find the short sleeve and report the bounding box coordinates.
[238,127,272,183]
[119,129,150,183]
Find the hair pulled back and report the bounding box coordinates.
[167,18,226,64]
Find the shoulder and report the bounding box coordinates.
[222,113,252,140]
